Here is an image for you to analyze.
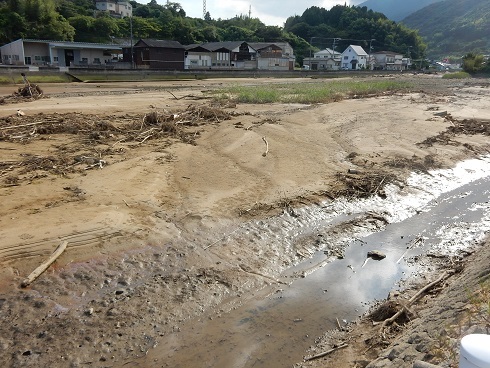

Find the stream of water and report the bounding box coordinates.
[142,156,490,368]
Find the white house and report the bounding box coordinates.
[341,45,368,70]
[95,0,132,18]
[303,48,341,70]
[0,39,124,67]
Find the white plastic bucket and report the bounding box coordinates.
[459,334,490,368]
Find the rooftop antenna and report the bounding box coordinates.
[203,0,206,18]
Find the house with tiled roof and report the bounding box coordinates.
[184,41,295,71]
[185,41,257,70]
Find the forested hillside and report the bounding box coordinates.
[402,0,490,58]
[284,6,426,60]
[359,0,442,21]
[0,0,427,64]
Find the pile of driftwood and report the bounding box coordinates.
[419,116,490,147]
[0,73,44,105]
[0,105,232,142]
[384,154,438,173]
[333,170,398,199]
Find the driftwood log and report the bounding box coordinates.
[21,241,68,287]
[262,136,269,157]
[377,272,448,334]
[304,344,348,361]
[413,360,440,368]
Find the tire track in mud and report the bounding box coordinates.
[0,228,123,262]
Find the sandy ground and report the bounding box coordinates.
[0,74,489,367]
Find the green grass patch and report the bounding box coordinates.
[74,74,198,82]
[442,71,471,79]
[10,75,72,83]
[0,74,71,84]
[0,76,15,84]
[213,79,411,104]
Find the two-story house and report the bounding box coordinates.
[184,41,295,71]
[303,48,341,70]
[341,45,368,70]
[95,0,132,18]
[371,51,406,70]
[184,41,257,70]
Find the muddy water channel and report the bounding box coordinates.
[142,157,490,368]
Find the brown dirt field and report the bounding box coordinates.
[0,75,489,368]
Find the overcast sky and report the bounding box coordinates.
[156,0,365,26]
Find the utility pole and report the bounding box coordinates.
[332,38,341,53]
[130,15,134,69]
[249,5,251,18]
[406,46,413,70]
[308,37,317,70]
[368,38,375,70]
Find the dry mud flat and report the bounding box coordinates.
[0,75,489,368]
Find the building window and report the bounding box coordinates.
[54,57,58,62]
[34,56,41,61]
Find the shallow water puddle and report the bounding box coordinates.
[140,158,490,368]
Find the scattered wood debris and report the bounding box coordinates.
[419,117,490,147]
[332,170,398,199]
[0,105,238,187]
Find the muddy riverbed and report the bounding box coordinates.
[0,74,489,368]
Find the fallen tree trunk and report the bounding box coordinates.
[21,241,68,287]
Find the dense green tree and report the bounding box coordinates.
[221,25,255,42]
[68,14,94,41]
[462,52,485,73]
[0,7,28,42]
[92,15,119,42]
[56,0,94,18]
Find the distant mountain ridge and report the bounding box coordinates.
[402,0,490,58]
[358,0,443,21]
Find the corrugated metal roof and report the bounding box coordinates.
[22,39,126,49]
[136,39,184,49]
[248,43,280,51]
[186,41,256,52]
